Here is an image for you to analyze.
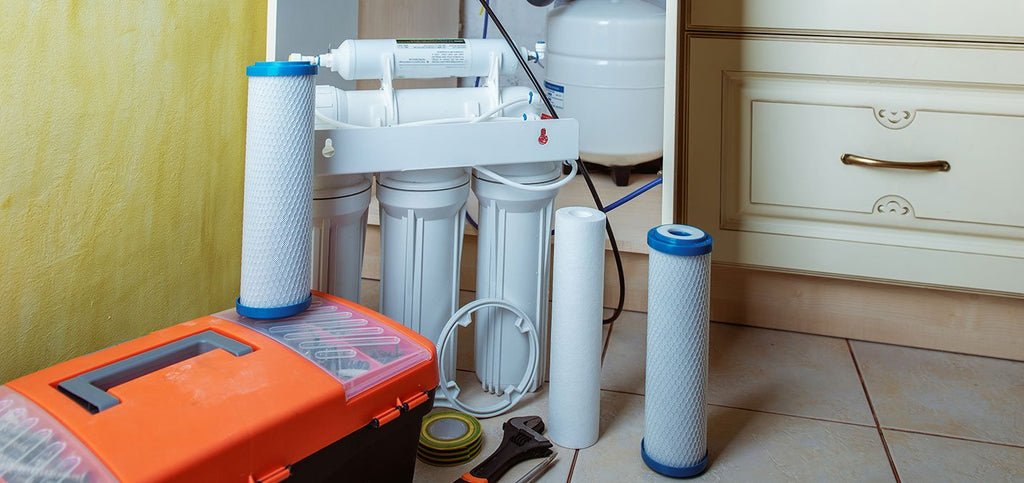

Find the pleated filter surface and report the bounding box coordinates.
[644,249,711,468]
[239,74,315,309]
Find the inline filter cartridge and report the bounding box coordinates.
[238,61,318,319]
[642,224,712,478]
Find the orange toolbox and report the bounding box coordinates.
[0,292,438,482]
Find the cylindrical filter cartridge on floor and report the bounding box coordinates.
[473,162,560,394]
[642,224,713,478]
[377,168,470,378]
[311,174,372,301]
[548,206,606,449]
[238,61,318,319]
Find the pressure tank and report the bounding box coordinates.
[544,0,666,185]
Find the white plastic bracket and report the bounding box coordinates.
[314,118,579,175]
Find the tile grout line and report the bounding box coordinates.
[881,427,1024,450]
[711,318,1024,364]
[597,388,879,430]
[565,449,580,482]
[707,402,878,430]
[847,339,902,483]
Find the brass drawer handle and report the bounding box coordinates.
[841,153,950,172]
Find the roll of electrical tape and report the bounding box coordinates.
[418,411,484,467]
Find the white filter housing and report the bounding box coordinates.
[311,174,372,301]
[473,163,560,394]
[545,0,666,167]
[377,168,470,378]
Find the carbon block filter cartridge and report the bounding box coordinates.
[642,224,713,478]
[238,61,317,319]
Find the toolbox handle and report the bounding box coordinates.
[57,330,253,413]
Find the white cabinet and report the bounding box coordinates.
[684,25,1024,294]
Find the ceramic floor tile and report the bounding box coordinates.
[852,341,1024,446]
[598,310,647,394]
[884,429,1024,482]
[414,370,572,483]
[572,391,893,482]
[602,319,874,424]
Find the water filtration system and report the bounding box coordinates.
[0,3,718,480]
[284,37,581,417]
[642,224,713,478]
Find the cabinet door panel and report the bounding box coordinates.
[686,35,1024,294]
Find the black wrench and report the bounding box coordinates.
[456,416,554,483]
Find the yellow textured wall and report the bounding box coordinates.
[0,2,266,382]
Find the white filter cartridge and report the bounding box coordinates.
[238,61,318,319]
[548,207,606,449]
[642,224,713,478]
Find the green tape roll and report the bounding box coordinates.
[418,411,483,467]
[417,438,483,466]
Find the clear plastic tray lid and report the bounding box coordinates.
[0,386,116,483]
[216,296,431,399]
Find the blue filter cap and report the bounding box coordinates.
[641,440,709,478]
[647,224,713,257]
[246,61,318,77]
[236,294,312,320]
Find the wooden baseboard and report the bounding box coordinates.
[363,226,1024,361]
[711,264,1024,361]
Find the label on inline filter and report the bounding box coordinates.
[394,39,468,72]
[544,81,565,110]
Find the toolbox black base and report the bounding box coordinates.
[289,390,436,483]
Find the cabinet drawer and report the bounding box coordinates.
[686,0,1024,43]
[685,35,1024,294]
